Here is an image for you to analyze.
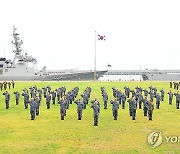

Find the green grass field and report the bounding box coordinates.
[0,81,179,154]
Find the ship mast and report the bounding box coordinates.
[12,25,23,57]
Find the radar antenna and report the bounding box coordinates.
[11,25,23,56]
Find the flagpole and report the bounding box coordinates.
[94,31,97,81]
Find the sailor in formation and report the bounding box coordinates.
[74,98,84,120]
[28,98,36,120]
[91,99,100,126]
[110,98,119,120]
[14,91,20,105]
[22,89,29,109]
[3,91,10,109]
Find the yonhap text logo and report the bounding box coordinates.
[148,131,163,148]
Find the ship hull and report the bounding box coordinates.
[142,73,180,81]
[0,70,107,81]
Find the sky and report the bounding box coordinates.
[0,0,180,71]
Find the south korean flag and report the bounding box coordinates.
[98,35,106,41]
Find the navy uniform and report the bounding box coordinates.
[58,97,67,120]
[148,100,154,120]
[31,90,37,99]
[121,93,126,109]
[14,91,20,105]
[51,90,56,104]
[149,90,154,101]
[29,87,34,98]
[42,87,47,98]
[55,88,61,101]
[35,96,40,115]
[102,92,108,109]
[91,101,100,126]
[28,98,36,120]
[138,92,143,109]
[3,81,7,90]
[177,82,179,90]
[174,92,180,109]
[167,91,173,105]
[65,93,70,109]
[143,97,148,116]
[127,98,133,117]
[124,86,130,98]
[63,86,66,96]
[81,93,88,109]
[3,91,10,109]
[46,93,51,109]
[155,93,161,109]
[160,89,165,101]
[22,90,29,109]
[37,89,42,102]
[131,97,137,120]
[47,85,51,93]
[153,88,157,95]
[143,89,148,97]
[170,82,172,88]
[8,82,11,89]
[74,99,84,120]
[130,90,136,97]
[173,82,176,89]
[110,99,119,120]
[117,90,122,105]
[11,80,15,89]
[0,82,3,91]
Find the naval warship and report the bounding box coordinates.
[105,69,180,81]
[0,26,107,81]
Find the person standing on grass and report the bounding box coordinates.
[143,96,148,116]
[22,89,29,109]
[91,100,100,126]
[148,99,154,120]
[46,92,51,109]
[127,97,133,117]
[121,93,126,109]
[149,90,154,101]
[160,88,165,101]
[35,96,40,116]
[131,97,137,120]
[174,91,180,109]
[102,92,108,109]
[110,98,119,120]
[58,96,67,120]
[155,93,161,109]
[74,98,84,120]
[13,91,20,105]
[51,90,56,105]
[167,90,173,105]
[28,98,36,120]
[138,92,143,109]
[0,82,3,91]
[37,89,42,103]
[3,91,10,109]
[42,87,47,98]
[8,82,11,89]
[11,80,15,89]
[143,89,148,97]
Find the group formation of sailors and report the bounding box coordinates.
[0,80,15,91]
[1,83,180,126]
[170,81,180,90]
